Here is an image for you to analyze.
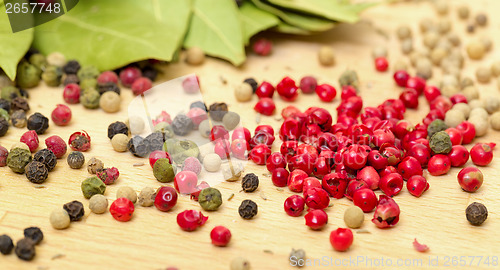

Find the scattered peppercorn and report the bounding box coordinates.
[171,139,200,164]
[67,151,85,169]
[339,69,360,90]
[466,202,487,226]
[27,112,49,135]
[153,158,175,183]
[318,46,335,66]
[15,238,35,261]
[89,194,108,214]
[0,98,11,112]
[11,110,27,128]
[24,227,43,245]
[63,60,81,74]
[209,102,229,121]
[116,186,137,203]
[234,83,253,102]
[429,131,452,154]
[190,101,207,112]
[77,65,99,80]
[427,119,447,138]
[222,111,240,131]
[238,199,258,219]
[50,208,70,229]
[144,132,164,152]
[10,97,29,112]
[0,118,8,137]
[290,248,306,268]
[33,148,57,171]
[80,89,100,109]
[128,135,148,157]
[138,187,156,207]
[107,121,129,139]
[198,187,223,211]
[25,161,48,184]
[344,206,364,229]
[243,78,258,93]
[69,131,91,152]
[99,91,121,113]
[230,257,251,270]
[1,86,20,101]
[242,173,259,192]
[7,147,32,173]
[16,61,40,89]
[111,134,129,152]
[63,200,85,221]
[0,235,14,255]
[97,167,120,185]
[87,157,104,174]
[97,82,121,95]
[142,66,158,82]
[42,65,63,86]
[185,47,205,65]
[0,146,8,167]
[81,176,106,199]
[171,114,193,136]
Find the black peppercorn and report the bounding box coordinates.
[63,60,81,74]
[97,82,121,95]
[466,202,488,226]
[242,173,259,192]
[24,227,43,245]
[144,132,165,152]
[27,112,49,134]
[0,234,14,255]
[209,102,228,121]
[15,238,35,261]
[142,66,158,81]
[63,74,80,85]
[0,98,11,112]
[11,110,27,128]
[67,151,85,169]
[33,148,57,171]
[0,118,8,137]
[128,135,148,157]
[238,199,258,219]
[172,114,194,136]
[190,101,207,112]
[19,88,29,99]
[25,161,48,184]
[10,97,29,112]
[107,121,129,139]
[243,78,258,93]
[63,200,85,221]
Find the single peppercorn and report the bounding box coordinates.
[230,257,251,270]
[7,147,32,173]
[290,249,306,268]
[238,199,258,219]
[10,97,29,112]
[144,132,165,152]
[1,86,20,101]
[63,60,81,74]
[42,65,63,86]
[116,186,137,203]
[63,74,80,85]
[427,119,447,138]
[339,69,359,90]
[209,102,228,121]
[429,131,452,154]
[63,200,85,221]
[138,187,156,207]
[128,135,148,157]
[27,112,49,134]
[190,101,207,112]
[142,66,158,81]
[171,114,193,136]
[198,187,223,211]
[171,140,200,164]
[25,161,48,184]
[11,110,27,128]
[0,118,8,137]
[24,227,43,245]
[87,157,104,174]
[15,238,35,261]
[81,176,106,199]
[99,91,121,113]
[153,158,175,183]
[242,173,259,192]
[97,82,121,95]
[50,208,70,229]
[80,78,97,91]
[0,98,10,112]
[29,53,47,70]
[16,61,40,89]
[0,235,13,255]
[33,148,57,171]
[243,78,258,93]
[80,89,100,109]
[107,121,129,139]
[344,206,364,229]
[89,194,108,214]
[0,108,8,122]
[222,111,240,131]
[466,202,488,226]
[77,65,99,80]
[67,151,85,169]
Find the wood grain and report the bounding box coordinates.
[1,0,500,269]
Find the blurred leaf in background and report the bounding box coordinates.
[238,1,279,45]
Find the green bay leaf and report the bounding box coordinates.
[184,0,245,65]
[0,3,34,80]
[239,1,279,45]
[272,21,312,35]
[33,0,191,71]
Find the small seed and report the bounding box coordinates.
[50,208,70,230]
[490,111,500,130]
[344,206,364,229]
[234,83,253,102]
[371,46,387,59]
[468,99,486,110]
[484,97,500,114]
[462,86,479,101]
[453,103,471,119]
[444,109,465,128]
[468,116,488,137]
[89,194,108,214]
[457,5,469,19]
[185,47,205,65]
[475,13,487,26]
[476,66,491,83]
[401,39,413,54]
[116,186,137,203]
[466,40,485,60]
[318,46,335,66]
[396,25,412,40]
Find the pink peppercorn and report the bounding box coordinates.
[176,210,208,231]
[68,130,91,152]
[186,107,208,129]
[254,97,276,116]
[149,150,171,168]
[182,156,202,175]
[45,135,67,158]
[63,84,81,104]
[20,130,39,153]
[174,171,198,194]
[119,67,141,88]
[51,104,72,126]
[131,77,152,95]
[182,76,200,94]
[210,226,232,247]
[110,197,135,222]
[299,76,317,94]
[97,71,119,84]
[0,145,8,167]
[252,38,272,56]
[97,167,120,185]
[152,111,172,126]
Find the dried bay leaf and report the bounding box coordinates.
[239,1,279,45]
[33,0,191,71]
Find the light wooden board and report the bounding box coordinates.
[1,0,500,269]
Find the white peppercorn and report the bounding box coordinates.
[46,52,66,67]
[111,134,129,152]
[116,186,137,203]
[89,194,108,214]
[198,144,215,163]
[453,103,471,119]
[371,46,387,59]
[87,157,104,174]
[401,39,413,54]
[423,31,440,49]
[480,36,492,52]
[50,208,70,230]
[461,77,474,89]
[128,116,145,135]
[441,85,460,98]
[484,97,500,114]
[393,59,408,71]
[230,257,250,270]
[430,48,447,66]
[492,61,500,77]
[396,25,412,40]
[462,86,479,101]
[476,67,491,83]
[185,47,205,66]
[99,91,120,113]
[490,111,500,130]
[466,40,485,60]
[198,119,211,138]
[222,111,240,131]
[416,58,433,79]
[344,206,364,229]
[457,5,469,19]
[469,108,488,119]
[138,187,156,207]
[203,153,221,172]
[318,46,335,66]
[437,18,451,34]
[441,75,458,88]
[447,33,461,46]
[419,18,434,33]
[434,0,449,15]
[444,109,465,128]
[468,116,488,137]
[234,83,253,102]
[469,99,486,110]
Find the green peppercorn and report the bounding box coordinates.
[427,119,447,138]
[0,108,9,121]
[25,161,48,184]
[77,65,99,80]
[429,131,452,154]
[80,78,97,91]
[466,202,487,226]
[198,187,223,211]
[80,89,100,109]
[338,69,359,90]
[41,65,62,87]
[242,173,259,192]
[153,158,175,183]
[81,176,106,199]
[1,86,21,101]
[29,54,47,70]
[16,61,41,89]
[6,147,32,173]
[171,140,200,164]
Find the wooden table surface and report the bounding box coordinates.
[2,0,500,269]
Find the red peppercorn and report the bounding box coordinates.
[110,197,134,222]
[230,139,249,160]
[342,144,368,170]
[302,177,322,193]
[119,67,141,87]
[266,152,286,172]
[357,166,380,190]
[280,140,298,162]
[299,76,317,94]
[68,130,91,152]
[20,130,39,153]
[399,88,419,109]
[430,96,453,113]
[304,187,330,209]
[45,135,67,158]
[210,226,231,247]
[174,171,198,194]
[190,181,210,201]
[276,76,299,101]
[182,76,200,94]
[448,145,469,167]
[470,143,495,166]
[210,125,229,142]
[313,157,331,178]
[445,127,463,145]
[131,77,152,95]
[149,150,171,168]
[408,143,431,167]
[322,172,348,199]
[372,195,400,228]
[214,139,231,160]
[97,71,119,84]
[289,153,316,175]
[0,146,8,167]
[374,57,389,72]
[367,150,388,171]
[456,121,476,145]
[397,156,423,180]
[249,131,275,149]
[353,188,378,212]
[97,167,120,185]
[427,154,451,176]
[407,175,429,197]
[340,85,357,101]
[287,169,308,193]
[176,210,208,231]
[284,195,305,217]
[450,94,468,104]
[249,144,271,165]
[272,168,289,187]
[393,70,410,87]
[254,97,276,116]
[457,167,483,192]
[255,125,274,136]
[329,228,353,251]
[51,104,72,126]
[154,186,178,212]
[252,38,272,56]
[423,86,441,103]
[281,105,302,119]
[255,81,275,98]
[63,84,81,104]
[304,209,328,230]
[231,127,251,142]
[315,84,337,102]
[372,129,395,148]
[345,179,369,200]
[379,173,404,196]
[279,119,301,141]
[406,76,426,95]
